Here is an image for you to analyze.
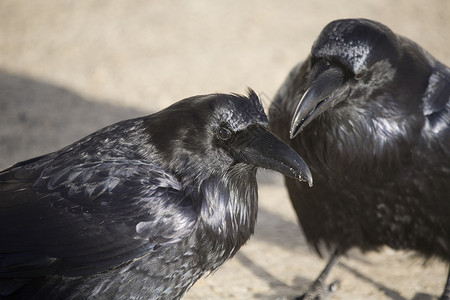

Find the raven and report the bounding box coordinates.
[269,19,450,299]
[0,90,312,299]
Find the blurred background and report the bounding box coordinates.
[0,1,449,299]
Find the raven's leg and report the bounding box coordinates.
[296,250,340,300]
[440,267,450,300]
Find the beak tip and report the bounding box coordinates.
[289,118,303,139]
[304,172,313,187]
[289,129,300,139]
[289,127,296,140]
[297,163,313,187]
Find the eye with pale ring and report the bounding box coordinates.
[355,69,368,80]
[218,127,232,140]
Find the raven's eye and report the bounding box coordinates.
[218,127,232,140]
[355,68,368,80]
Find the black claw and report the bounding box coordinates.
[328,280,340,293]
[295,250,341,300]
[296,279,339,300]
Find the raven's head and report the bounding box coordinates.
[288,18,431,138]
[148,89,312,187]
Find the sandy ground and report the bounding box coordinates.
[1,1,450,299]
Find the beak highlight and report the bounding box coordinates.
[238,125,313,186]
[290,62,346,138]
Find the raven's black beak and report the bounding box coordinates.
[237,125,313,186]
[290,61,346,138]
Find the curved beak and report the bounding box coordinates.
[290,61,346,138]
[237,125,313,186]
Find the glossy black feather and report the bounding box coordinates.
[269,18,450,297]
[0,90,311,299]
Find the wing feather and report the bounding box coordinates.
[0,155,198,278]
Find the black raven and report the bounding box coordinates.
[269,18,450,299]
[0,90,312,299]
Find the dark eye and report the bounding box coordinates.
[355,68,368,80]
[218,127,232,140]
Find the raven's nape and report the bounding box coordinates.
[237,125,313,187]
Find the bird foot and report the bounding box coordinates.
[295,279,340,300]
